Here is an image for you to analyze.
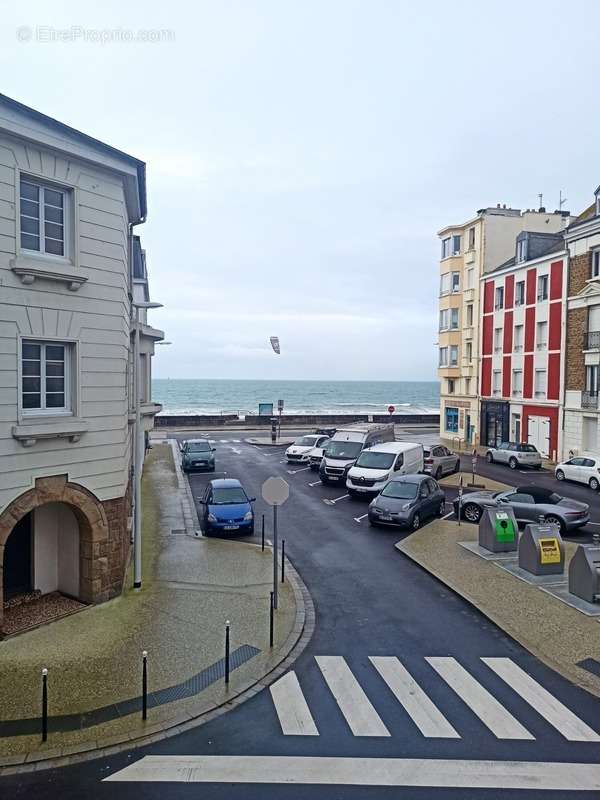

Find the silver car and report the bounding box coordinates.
[453,485,589,533]
[485,442,542,470]
[423,445,460,479]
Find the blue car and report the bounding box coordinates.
[199,478,256,536]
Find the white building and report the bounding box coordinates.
[0,94,163,634]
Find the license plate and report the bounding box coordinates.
[223,525,239,530]
[381,514,392,521]
[356,488,367,493]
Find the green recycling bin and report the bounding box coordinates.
[478,506,518,553]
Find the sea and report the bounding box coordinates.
[152,379,440,416]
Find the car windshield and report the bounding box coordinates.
[210,487,247,504]
[325,441,363,459]
[354,451,395,469]
[294,436,318,446]
[187,441,210,452]
[380,482,418,500]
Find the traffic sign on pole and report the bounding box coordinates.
[388,405,395,415]
[261,477,289,609]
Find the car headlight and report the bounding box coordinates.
[402,502,411,511]
[372,507,381,514]
[207,513,217,522]
[244,511,253,521]
[378,473,389,483]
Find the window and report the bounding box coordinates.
[451,272,460,292]
[466,341,473,362]
[537,274,549,301]
[20,177,67,257]
[21,340,72,414]
[468,227,475,249]
[450,308,459,329]
[452,235,461,256]
[439,347,448,366]
[534,368,547,398]
[515,280,525,306]
[592,249,600,278]
[439,309,449,330]
[466,304,473,326]
[441,238,451,259]
[466,268,474,289]
[465,377,471,395]
[516,239,527,263]
[495,286,504,310]
[536,320,548,350]
[586,365,598,393]
[445,407,459,433]
[514,324,524,352]
[492,370,502,396]
[449,345,458,366]
[447,378,455,394]
[512,369,523,397]
[494,327,503,353]
[440,273,450,295]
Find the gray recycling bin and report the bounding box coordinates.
[478,506,518,553]
[518,522,564,576]
[568,544,600,604]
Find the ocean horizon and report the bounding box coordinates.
[152,379,440,416]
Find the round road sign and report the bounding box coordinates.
[261,476,290,506]
[388,405,395,414]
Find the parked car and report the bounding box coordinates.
[180,439,216,472]
[555,455,600,491]
[199,478,256,536]
[368,475,445,530]
[286,434,330,464]
[346,442,424,498]
[308,438,331,471]
[423,445,460,479]
[453,485,589,533]
[320,423,395,485]
[485,442,542,470]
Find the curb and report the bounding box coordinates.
[0,456,316,775]
[168,438,202,535]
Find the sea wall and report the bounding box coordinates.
[155,413,439,428]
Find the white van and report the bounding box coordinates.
[319,423,395,485]
[346,441,424,497]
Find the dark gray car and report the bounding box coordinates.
[368,474,445,531]
[453,484,589,533]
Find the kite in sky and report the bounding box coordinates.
[270,336,281,354]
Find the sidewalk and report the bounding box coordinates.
[396,518,600,698]
[0,443,309,771]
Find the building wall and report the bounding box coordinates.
[0,130,133,516]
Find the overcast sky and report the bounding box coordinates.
[2,1,599,380]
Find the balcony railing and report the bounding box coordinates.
[582,391,599,409]
[585,330,600,350]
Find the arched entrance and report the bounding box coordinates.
[0,475,110,634]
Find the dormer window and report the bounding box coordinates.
[516,238,527,263]
[592,248,600,279]
[596,189,600,216]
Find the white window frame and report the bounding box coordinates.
[439,347,448,367]
[439,309,449,331]
[449,345,459,366]
[536,320,548,351]
[592,249,600,278]
[537,274,549,301]
[512,369,523,397]
[447,378,455,394]
[451,272,460,293]
[440,273,451,296]
[466,268,474,289]
[452,235,461,256]
[450,308,459,329]
[492,370,502,396]
[494,327,503,354]
[514,324,524,352]
[468,227,475,250]
[441,237,451,259]
[20,338,75,418]
[515,280,525,306]
[534,368,547,398]
[495,286,504,310]
[19,175,71,260]
[516,239,527,263]
[466,341,473,362]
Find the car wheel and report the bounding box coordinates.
[433,466,441,480]
[438,500,446,517]
[544,514,565,534]
[463,503,482,523]
[509,457,518,470]
[411,513,421,531]
[486,452,493,463]
[453,459,460,473]
[590,477,600,491]
[555,469,565,481]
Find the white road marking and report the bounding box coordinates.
[426,657,534,740]
[287,466,310,474]
[354,513,369,523]
[220,439,229,443]
[308,480,321,487]
[229,447,242,454]
[104,755,600,790]
[442,510,454,519]
[369,657,460,739]
[232,439,241,443]
[323,494,350,506]
[269,672,319,736]
[482,657,600,742]
[315,656,390,737]
[209,440,216,445]
[587,521,600,526]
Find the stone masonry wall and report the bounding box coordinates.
[101,479,132,601]
[568,251,592,295]
[566,307,587,391]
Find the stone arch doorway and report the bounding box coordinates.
[0,475,110,633]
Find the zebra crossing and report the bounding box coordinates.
[269,655,600,742]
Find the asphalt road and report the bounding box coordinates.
[3,433,600,799]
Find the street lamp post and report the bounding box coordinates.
[132,300,163,590]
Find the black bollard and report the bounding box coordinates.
[142,650,148,721]
[261,514,265,552]
[281,539,285,583]
[269,591,274,647]
[225,620,230,684]
[41,668,48,742]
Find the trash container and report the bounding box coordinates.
[478,506,518,553]
[518,522,564,576]
[568,543,600,604]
